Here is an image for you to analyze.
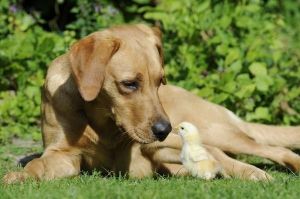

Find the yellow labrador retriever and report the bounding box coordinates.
[3,24,300,184]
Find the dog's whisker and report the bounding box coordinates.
[118,128,135,145]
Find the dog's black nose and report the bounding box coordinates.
[151,119,172,141]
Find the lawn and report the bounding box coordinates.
[1,140,300,199]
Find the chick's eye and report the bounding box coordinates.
[180,127,184,130]
[121,80,139,90]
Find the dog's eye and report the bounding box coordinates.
[121,80,139,90]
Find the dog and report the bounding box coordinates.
[3,24,300,184]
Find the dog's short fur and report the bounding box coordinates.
[3,24,300,184]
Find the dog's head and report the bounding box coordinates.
[69,24,171,143]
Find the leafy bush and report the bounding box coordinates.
[0,0,74,143]
[0,0,299,143]
[66,0,124,37]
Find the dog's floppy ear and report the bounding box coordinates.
[69,33,120,101]
[151,27,167,85]
[151,27,163,64]
[151,26,162,41]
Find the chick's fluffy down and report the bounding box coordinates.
[183,157,220,180]
[177,122,221,180]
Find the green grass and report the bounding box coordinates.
[1,141,300,199]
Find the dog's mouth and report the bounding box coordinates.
[118,125,157,144]
[130,132,156,144]
[113,115,158,144]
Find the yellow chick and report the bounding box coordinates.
[176,122,221,180]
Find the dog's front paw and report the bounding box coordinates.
[283,155,300,173]
[2,171,30,184]
[246,168,273,181]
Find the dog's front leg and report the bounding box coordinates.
[3,146,81,184]
[205,146,273,181]
[141,133,182,164]
[142,133,273,180]
[140,133,188,175]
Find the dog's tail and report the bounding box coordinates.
[240,122,300,149]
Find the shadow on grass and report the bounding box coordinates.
[252,163,296,174]
[18,153,42,167]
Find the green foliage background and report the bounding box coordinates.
[0,0,299,143]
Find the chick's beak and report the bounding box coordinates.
[174,125,180,134]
